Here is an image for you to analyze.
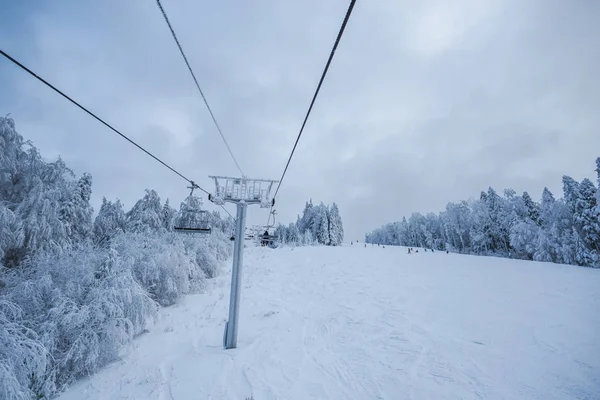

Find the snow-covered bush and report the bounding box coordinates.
[2,243,157,393]
[1,231,230,397]
[0,300,50,400]
[0,116,233,398]
[116,233,213,306]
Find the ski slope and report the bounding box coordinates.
[59,245,600,400]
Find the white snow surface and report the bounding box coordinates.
[59,245,600,400]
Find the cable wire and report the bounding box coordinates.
[265,0,356,227]
[0,49,204,189]
[156,0,245,177]
[0,48,234,219]
[272,0,356,201]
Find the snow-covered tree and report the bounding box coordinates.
[93,198,126,246]
[60,172,93,245]
[288,223,301,245]
[0,203,24,268]
[562,176,580,214]
[328,202,344,246]
[175,195,204,228]
[575,178,598,266]
[538,187,556,227]
[313,203,331,245]
[522,191,540,224]
[303,229,314,246]
[510,220,538,260]
[365,157,600,268]
[296,200,314,234]
[126,189,163,233]
[0,300,50,399]
[161,199,177,231]
[15,178,69,255]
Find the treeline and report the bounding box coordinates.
[366,158,600,268]
[274,200,344,246]
[0,117,233,399]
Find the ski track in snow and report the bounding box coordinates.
[59,245,600,400]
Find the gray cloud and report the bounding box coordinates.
[1,0,598,240]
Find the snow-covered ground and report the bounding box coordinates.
[59,245,600,400]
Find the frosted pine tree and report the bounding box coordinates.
[175,194,205,230]
[126,189,164,233]
[443,202,472,252]
[538,187,556,227]
[509,220,539,260]
[93,198,126,245]
[522,191,540,223]
[328,202,344,246]
[303,229,314,246]
[161,199,177,231]
[274,224,286,245]
[470,197,493,254]
[575,178,598,266]
[60,172,94,245]
[16,178,68,255]
[313,204,330,245]
[0,203,24,268]
[596,157,600,205]
[297,199,315,235]
[290,223,301,245]
[562,176,581,214]
[592,158,600,266]
[533,230,554,262]
[484,187,510,254]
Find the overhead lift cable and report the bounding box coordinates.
[0,49,234,220]
[156,0,245,177]
[266,0,357,227]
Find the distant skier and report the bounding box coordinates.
[424,248,427,252]
[408,248,411,254]
[446,250,449,254]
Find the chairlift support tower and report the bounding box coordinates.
[208,175,277,349]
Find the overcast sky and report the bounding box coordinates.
[1,0,599,241]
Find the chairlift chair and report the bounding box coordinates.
[259,226,279,248]
[174,182,212,235]
[173,209,212,234]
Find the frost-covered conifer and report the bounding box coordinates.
[328,203,344,246]
[126,189,163,233]
[93,197,126,245]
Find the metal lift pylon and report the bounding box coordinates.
[208,176,277,349]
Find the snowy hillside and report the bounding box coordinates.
[59,245,599,400]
